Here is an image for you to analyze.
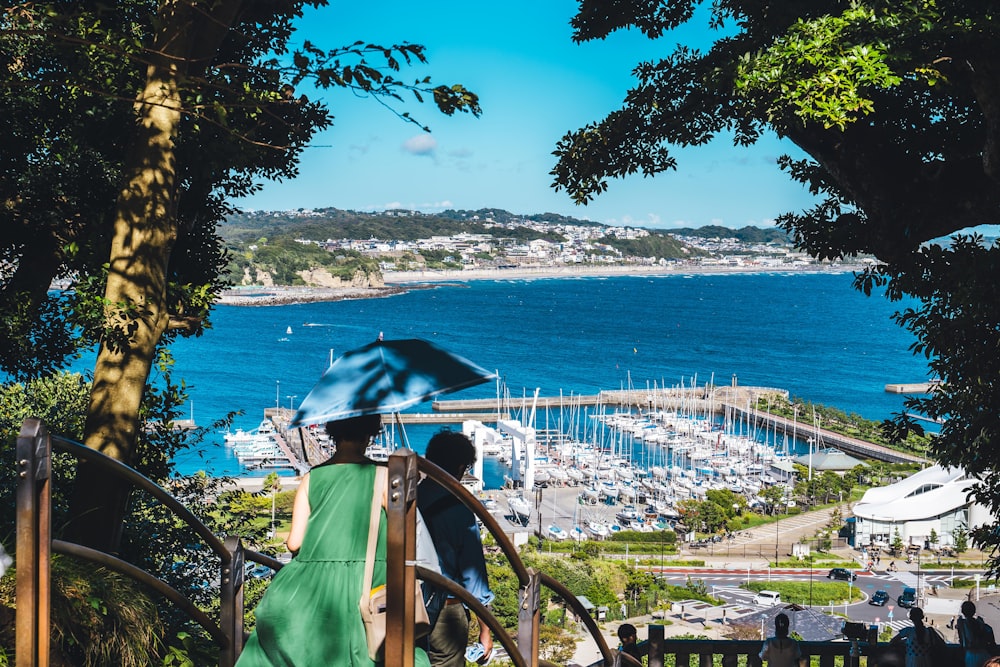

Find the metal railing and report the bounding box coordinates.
[584,626,963,667]
[21,417,959,667]
[13,419,614,666]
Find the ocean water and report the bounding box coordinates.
[130,270,930,480]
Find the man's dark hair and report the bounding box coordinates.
[424,429,475,477]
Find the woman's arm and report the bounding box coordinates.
[285,473,312,554]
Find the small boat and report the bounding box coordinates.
[586,520,610,539]
[480,497,498,511]
[546,467,569,483]
[569,526,588,542]
[616,504,641,523]
[579,487,600,505]
[286,326,293,335]
[546,525,569,541]
[507,495,531,526]
[365,444,391,462]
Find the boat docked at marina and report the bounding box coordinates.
[507,495,532,526]
[224,418,276,448]
[546,525,569,541]
[585,520,610,539]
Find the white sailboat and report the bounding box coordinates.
[507,495,531,526]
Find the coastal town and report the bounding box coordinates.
[218,208,869,305]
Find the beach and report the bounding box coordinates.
[218,262,863,305]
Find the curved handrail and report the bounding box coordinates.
[415,457,612,666]
[50,434,231,564]
[415,567,527,667]
[416,457,531,585]
[52,539,227,646]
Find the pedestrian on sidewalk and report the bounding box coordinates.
[957,600,995,667]
[614,623,642,667]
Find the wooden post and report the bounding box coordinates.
[648,624,664,667]
[16,418,51,667]
[386,450,420,667]
[517,569,540,666]
[219,535,245,667]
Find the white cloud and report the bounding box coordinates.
[402,133,437,156]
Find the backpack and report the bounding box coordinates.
[417,490,464,627]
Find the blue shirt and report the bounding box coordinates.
[417,479,494,607]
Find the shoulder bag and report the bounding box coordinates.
[359,465,431,661]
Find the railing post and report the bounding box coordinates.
[16,418,51,667]
[386,450,420,667]
[517,569,540,666]
[648,624,664,667]
[220,535,245,667]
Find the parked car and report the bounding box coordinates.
[869,590,889,606]
[827,567,858,582]
[897,587,917,608]
[753,590,782,606]
[248,565,274,579]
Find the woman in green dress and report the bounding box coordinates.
[237,414,429,666]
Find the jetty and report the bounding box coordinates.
[248,381,926,474]
[431,385,927,465]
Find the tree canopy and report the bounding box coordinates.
[552,0,1000,572]
[0,0,479,550]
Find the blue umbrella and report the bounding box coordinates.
[290,338,495,428]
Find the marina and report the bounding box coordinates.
[222,378,925,541]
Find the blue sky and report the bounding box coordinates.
[234,1,819,229]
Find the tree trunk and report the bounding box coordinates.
[67,0,244,552]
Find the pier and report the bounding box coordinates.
[432,386,926,465]
[253,381,926,474]
[726,405,927,465]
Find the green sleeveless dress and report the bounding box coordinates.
[237,463,430,666]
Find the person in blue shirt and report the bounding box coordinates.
[418,430,494,667]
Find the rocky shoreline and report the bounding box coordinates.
[216,285,410,306]
[219,262,862,306]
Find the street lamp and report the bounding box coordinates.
[275,379,280,410]
[287,394,297,412]
[775,511,780,566]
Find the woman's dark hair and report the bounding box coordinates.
[910,607,927,641]
[325,414,382,443]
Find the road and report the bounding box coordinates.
[653,569,976,630]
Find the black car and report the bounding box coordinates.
[898,587,917,608]
[869,590,889,606]
[827,567,858,582]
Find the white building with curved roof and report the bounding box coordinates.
[852,465,990,548]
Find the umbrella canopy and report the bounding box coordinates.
[290,338,495,427]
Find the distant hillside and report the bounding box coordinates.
[668,225,790,244]
[220,207,574,244]
[221,207,780,245]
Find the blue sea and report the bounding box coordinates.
[122,270,930,482]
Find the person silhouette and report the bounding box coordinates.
[891,606,944,667]
[760,613,802,667]
[957,600,996,667]
[616,623,642,665]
